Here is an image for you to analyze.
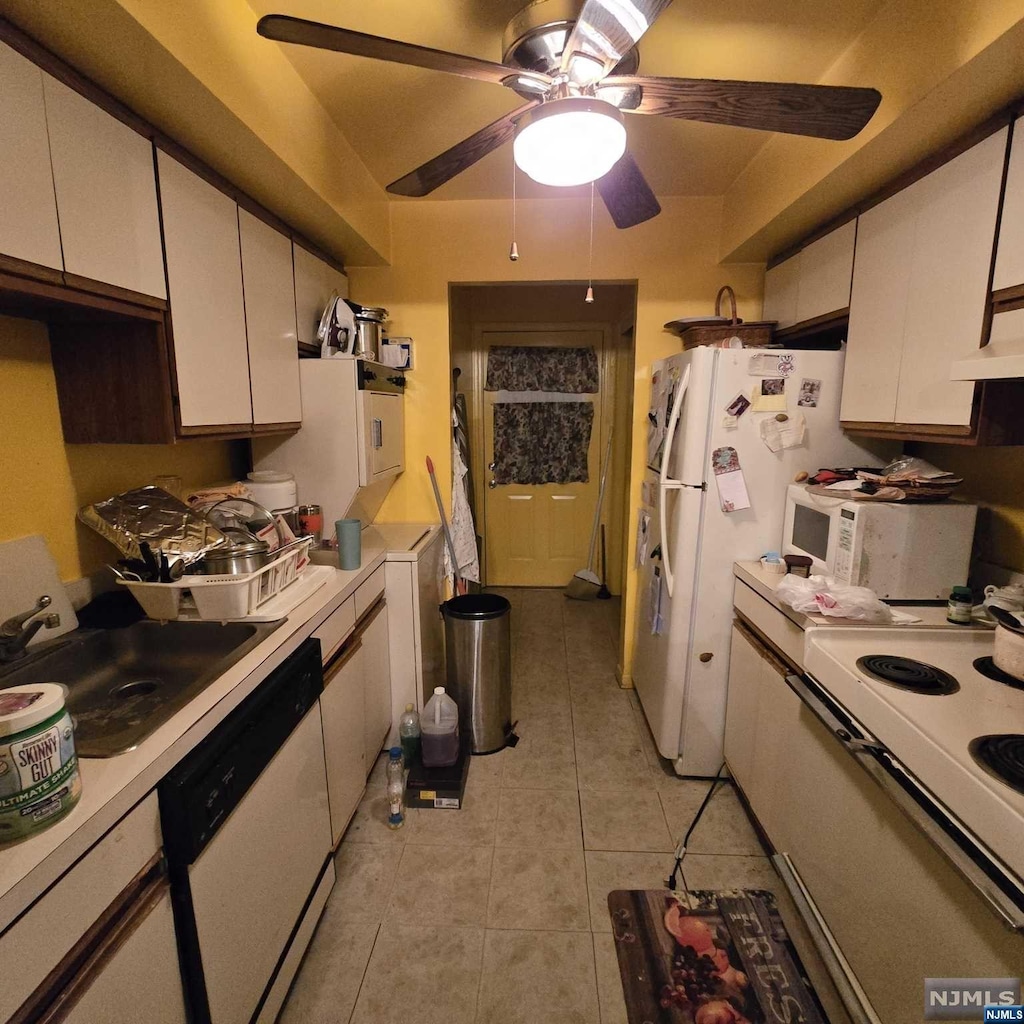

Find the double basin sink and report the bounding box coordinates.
[0,619,283,757]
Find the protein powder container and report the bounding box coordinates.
[0,684,81,844]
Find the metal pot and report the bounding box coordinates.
[189,538,271,576]
[353,306,387,360]
[990,607,1024,680]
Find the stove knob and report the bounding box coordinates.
[387,375,406,387]
[363,368,377,382]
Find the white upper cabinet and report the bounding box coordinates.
[293,243,348,346]
[238,209,301,424]
[43,77,165,298]
[763,221,855,330]
[158,150,252,427]
[794,220,856,323]
[762,256,799,328]
[0,41,62,270]
[842,128,1007,426]
[896,129,1006,424]
[993,115,1024,291]
[841,185,918,423]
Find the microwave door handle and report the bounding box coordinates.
[658,365,690,598]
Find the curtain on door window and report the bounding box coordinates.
[485,346,599,393]
[492,402,594,485]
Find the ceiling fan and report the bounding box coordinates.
[257,0,882,229]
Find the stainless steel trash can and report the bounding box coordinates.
[442,594,512,754]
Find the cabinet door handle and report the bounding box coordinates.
[372,418,383,449]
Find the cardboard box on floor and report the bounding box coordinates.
[405,744,471,810]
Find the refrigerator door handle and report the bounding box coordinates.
[658,365,690,598]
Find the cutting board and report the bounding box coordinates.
[0,535,78,648]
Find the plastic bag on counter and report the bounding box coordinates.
[776,574,893,623]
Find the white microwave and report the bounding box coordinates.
[782,484,977,600]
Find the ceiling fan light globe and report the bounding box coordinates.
[513,97,626,187]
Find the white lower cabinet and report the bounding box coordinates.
[0,794,182,1023]
[723,625,761,792]
[62,889,186,1024]
[362,600,393,769]
[726,618,1022,1023]
[321,638,367,846]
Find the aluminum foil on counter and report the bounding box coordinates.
[78,486,228,565]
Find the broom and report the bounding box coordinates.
[565,428,613,601]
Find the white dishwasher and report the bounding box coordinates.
[160,638,334,1024]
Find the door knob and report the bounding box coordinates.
[489,479,498,489]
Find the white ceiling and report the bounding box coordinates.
[246,0,888,201]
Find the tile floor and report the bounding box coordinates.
[281,589,850,1024]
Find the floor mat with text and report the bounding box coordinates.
[608,889,830,1024]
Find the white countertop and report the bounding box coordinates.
[733,561,982,631]
[0,537,389,932]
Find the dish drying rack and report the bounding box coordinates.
[119,538,313,621]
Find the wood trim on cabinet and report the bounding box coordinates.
[8,855,166,1024]
[0,271,165,324]
[767,103,1022,269]
[842,380,1024,445]
[772,308,849,342]
[251,420,301,435]
[992,283,1024,311]
[60,273,168,312]
[0,252,64,287]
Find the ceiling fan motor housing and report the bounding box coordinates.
[501,0,640,79]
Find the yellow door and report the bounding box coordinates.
[483,329,604,587]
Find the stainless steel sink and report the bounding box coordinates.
[0,619,284,757]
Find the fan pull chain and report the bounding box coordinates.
[585,181,595,303]
[508,149,519,262]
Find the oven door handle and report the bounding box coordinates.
[784,672,1024,933]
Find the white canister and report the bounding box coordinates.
[993,620,1024,681]
[245,471,297,512]
[0,684,81,844]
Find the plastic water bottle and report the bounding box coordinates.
[399,704,421,765]
[385,746,405,829]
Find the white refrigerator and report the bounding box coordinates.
[633,346,886,776]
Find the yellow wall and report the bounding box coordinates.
[350,196,763,680]
[0,316,236,582]
[721,0,1024,260]
[914,444,1024,573]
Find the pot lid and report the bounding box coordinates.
[355,306,388,322]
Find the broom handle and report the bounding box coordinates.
[587,428,614,572]
[426,456,462,587]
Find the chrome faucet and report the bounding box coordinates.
[0,596,61,663]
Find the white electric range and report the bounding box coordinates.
[806,628,1024,894]
[729,563,1024,1023]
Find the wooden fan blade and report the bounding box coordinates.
[257,14,533,88]
[600,76,881,140]
[387,103,537,197]
[596,152,661,228]
[560,0,673,83]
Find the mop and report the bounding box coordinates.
[565,427,614,601]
